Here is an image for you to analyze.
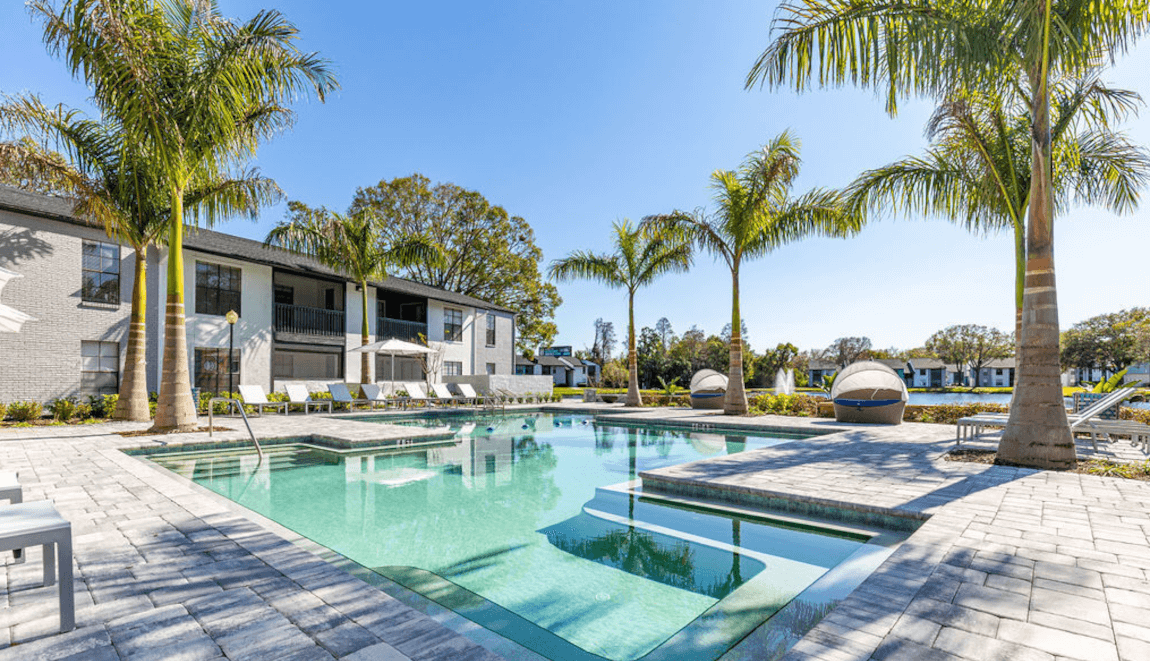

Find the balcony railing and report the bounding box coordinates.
[377,317,427,342]
[275,303,344,337]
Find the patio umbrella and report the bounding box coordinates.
[349,337,436,383]
[0,267,35,333]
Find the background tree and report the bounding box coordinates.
[1061,308,1149,377]
[266,202,443,384]
[33,0,337,430]
[1,98,279,420]
[549,220,692,406]
[749,0,1150,469]
[351,174,560,353]
[967,326,1014,387]
[589,318,617,369]
[648,131,858,414]
[755,342,800,387]
[824,336,873,368]
[655,317,674,352]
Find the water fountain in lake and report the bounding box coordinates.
[774,368,795,395]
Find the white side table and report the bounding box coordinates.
[0,501,74,632]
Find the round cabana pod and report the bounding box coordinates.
[689,369,728,410]
[831,361,908,425]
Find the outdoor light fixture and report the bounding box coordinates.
[226,310,239,395]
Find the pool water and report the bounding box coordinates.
[144,413,884,661]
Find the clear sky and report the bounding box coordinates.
[2,1,1148,354]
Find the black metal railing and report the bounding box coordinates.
[377,317,427,342]
[275,303,345,337]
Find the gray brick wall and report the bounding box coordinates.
[474,311,515,375]
[0,210,134,403]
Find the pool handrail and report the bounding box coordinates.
[208,397,264,461]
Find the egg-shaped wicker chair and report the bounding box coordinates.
[689,369,728,410]
[831,361,908,425]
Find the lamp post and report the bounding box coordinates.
[226,310,238,396]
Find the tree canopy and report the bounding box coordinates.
[351,174,560,354]
[1061,308,1150,375]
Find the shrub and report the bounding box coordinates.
[75,403,93,420]
[48,397,79,422]
[0,402,5,420]
[6,400,44,422]
[1120,407,1150,425]
[903,403,1007,425]
[88,393,117,419]
[748,393,822,417]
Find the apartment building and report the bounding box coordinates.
[0,185,517,403]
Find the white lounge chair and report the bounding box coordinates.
[237,385,288,415]
[404,382,436,408]
[361,383,397,409]
[957,388,1141,450]
[431,383,464,407]
[0,501,74,632]
[456,383,482,406]
[328,383,371,411]
[284,384,332,414]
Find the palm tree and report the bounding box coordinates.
[847,75,1149,348]
[0,96,282,421]
[265,203,444,385]
[748,0,1150,468]
[549,221,692,407]
[647,132,858,415]
[32,0,337,430]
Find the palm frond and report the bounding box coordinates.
[548,251,624,288]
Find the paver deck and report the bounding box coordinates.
[2,404,1149,661]
[622,408,1150,661]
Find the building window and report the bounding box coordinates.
[194,348,240,393]
[275,349,343,380]
[486,315,496,347]
[81,341,119,395]
[81,241,120,304]
[486,362,496,375]
[195,261,242,317]
[444,361,463,376]
[444,308,463,342]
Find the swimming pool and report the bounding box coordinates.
[139,413,907,661]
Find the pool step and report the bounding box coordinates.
[154,448,335,480]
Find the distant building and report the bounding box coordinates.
[808,359,838,387]
[972,358,1016,387]
[908,358,947,388]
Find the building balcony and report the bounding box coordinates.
[377,317,427,343]
[275,303,345,342]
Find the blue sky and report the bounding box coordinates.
[2,1,1148,354]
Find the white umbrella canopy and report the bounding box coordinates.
[0,267,35,333]
[350,338,437,383]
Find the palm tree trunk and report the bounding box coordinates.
[725,268,748,415]
[626,289,642,406]
[360,280,371,385]
[998,38,1075,470]
[152,188,199,431]
[1013,220,1025,355]
[113,246,150,421]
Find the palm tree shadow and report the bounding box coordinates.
[0,228,54,265]
[643,427,1037,516]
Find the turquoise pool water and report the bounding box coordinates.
[144,413,883,661]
